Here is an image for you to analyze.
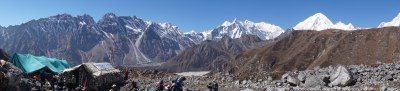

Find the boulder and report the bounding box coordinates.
[297,73,306,83]
[0,61,23,90]
[281,73,289,83]
[304,75,329,87]
[329,65,353,87]
[281,73,300,86]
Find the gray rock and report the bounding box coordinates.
[226,76,234,82]
[267,76,273,82]
[329,65,353,87]
[380,84,387,91]
[257,79,263,82]
[396,64,400,70]
[281,73,300,86]
[304,75,329,87]
[281,73,289,83]
[242,80,248,85]
[297,73,306,83]
[241,88,254,91]
[273,80,283,86]
[384,75,393,81]
[234,80,240,85]
[287,75,300,86]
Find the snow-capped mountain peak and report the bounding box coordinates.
[221,18,240,27]
[378,13,400,28]
[294,13,356,31]
[207,19,284,40]
[293,13,333,31]
[184,30,197,35]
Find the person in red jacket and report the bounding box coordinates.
[33,75,40,81]
[124,67,129,80]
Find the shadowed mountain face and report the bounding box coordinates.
[160,35,265,72]
[0,13,195,66]
[222,27,400,79]
[0,14,103,65]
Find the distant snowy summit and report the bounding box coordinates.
[293,13,355,31]
[185,19,284,41]
[378,13,400,28]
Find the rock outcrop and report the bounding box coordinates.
[329,65,352,87]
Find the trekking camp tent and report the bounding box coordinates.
[9,53,70,74]
[60,63,122,90]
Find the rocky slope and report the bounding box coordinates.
[222,27,400,80]
[160,35,265,72]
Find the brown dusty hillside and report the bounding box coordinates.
[223,27,400,80]
[160,35,265,72]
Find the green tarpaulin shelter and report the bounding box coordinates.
[9,53,70,74]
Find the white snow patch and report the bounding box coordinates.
[125,25,141,32]
[221,21,232,27]
[79,21,86,26]
[101,31,111,39]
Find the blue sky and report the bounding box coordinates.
[0,0,399,32]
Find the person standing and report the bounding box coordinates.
[71,75,77,90]
[51,75,58,90]
[124,67,129,80]
[170,77,186,91]
[57,77,64,91]
[130,81,138,90]
[155,80,164,91]
[40,70,46,89]
[66,77,72,91]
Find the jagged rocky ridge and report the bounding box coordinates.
[0,13,196,66]
[184,19,285,41]
[0,13,283,66]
